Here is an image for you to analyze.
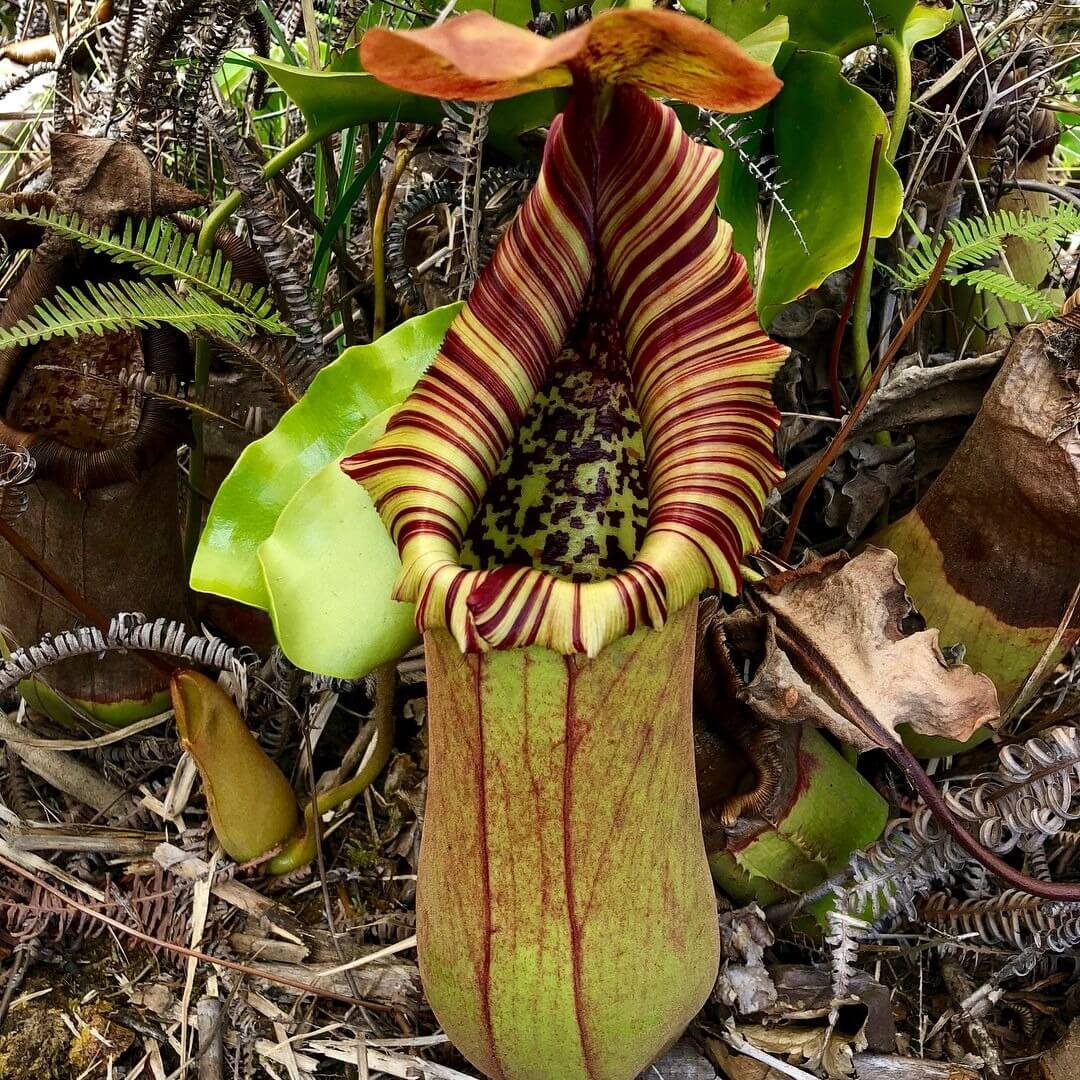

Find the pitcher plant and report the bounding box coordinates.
[346,11,788,1079]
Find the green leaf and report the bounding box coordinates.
[757,51,904,323]
[253,52,559,152]
[952,269,1059,317]
[190,303,461,610]
[735,15,791,66]
[891,205,1080,289]
[706,0,948,56]
[900,2,960,51]
[310,109,398,290]
[258,407,418,678]
[0,278,260,348]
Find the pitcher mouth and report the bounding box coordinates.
[345,80,787,657]
[0,320,185,492]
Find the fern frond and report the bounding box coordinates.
[891,205,1080,290]
[0,206,290,334]
[0,279,256,348]
[954,269,1060,316]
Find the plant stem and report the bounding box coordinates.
[371,145,412,340]
[264,204,404,872]
[828,135,883,415]
[850,35,912,391]
[183,126,324,569]
[196,127,325,262]
[883,36,912,163]
[780,239,953,561]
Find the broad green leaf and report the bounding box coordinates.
[258,408,418,678]
[706,0,942,55]
[711,42,793,274]
[712,111,765,272]
[253,53,560,151]
[736,15,790,66]
[190,303,462,610]
[757,51,903,322]
[900,2,960,51]
[458,0,534,23]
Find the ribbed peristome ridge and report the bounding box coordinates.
[345,85,788,656]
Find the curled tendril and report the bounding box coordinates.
[0,445,36,523]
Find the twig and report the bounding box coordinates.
[779,238,954,561]
[718,1029,819,1080]
[0,940,38,1033]
[890,740,1080,902]
[1,710,172,750]
[299,689,368,1008]
[1003,581,1080,723]
[829,134,884,416]
[196,996,226,1080]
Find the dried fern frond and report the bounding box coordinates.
[201,98,327,383]
[175,0,257,154]
[0,206,289,332]
[919,889,1078,950]
[0,613,254,704]
[0,62,54,105]
[954,726,1080,855]
[825,907,870,1006]
[835,726,1080,927]
[441,99,492,296]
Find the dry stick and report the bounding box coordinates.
[300,688,368,1009]
[828,134,883,418]
[1002,581,1080,725]
[778,238,954,563]
[0,850,395,1011]
[0,517,173,679]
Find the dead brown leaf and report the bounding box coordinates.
[747,547,998,753]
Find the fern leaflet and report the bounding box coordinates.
[0,279,257,348]
[891,205,1080,290]
[0,206,290,334]
[954,269,1059,316]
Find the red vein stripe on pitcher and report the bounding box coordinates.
[344,86,787,656]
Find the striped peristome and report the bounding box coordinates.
[346,83,787,657]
